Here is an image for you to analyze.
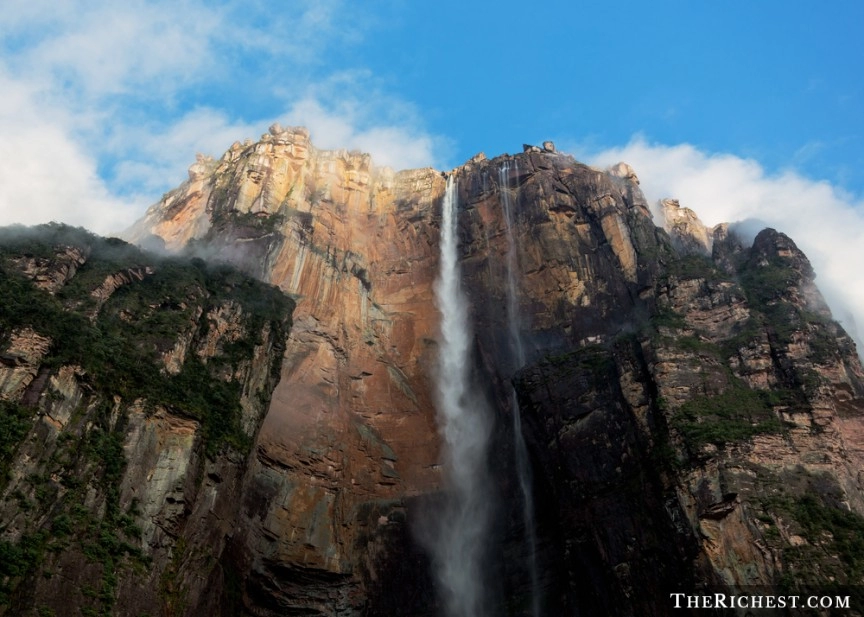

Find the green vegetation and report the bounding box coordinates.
[162,356,249,454]
[671,379,786,450]
[0,223,293,612]
[646,254,725,336]
[0,224,292,455]
[0,401,33,484]
[542,345,615,383]
[0,401,149,614]
[738,255,838,364]
[158,537,189,616]
[649,305,687,330]
[739,255,798,313]
[790,494,864,578]
[216,210,285,233]
[762,488,864,590]
[665,253,722,280]
[718,316,763,357]
[647,243,842,460]
[671,335,717,355]
[0,531,49,604]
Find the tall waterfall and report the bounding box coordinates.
[432,175,492,617]
[499,160,541,617]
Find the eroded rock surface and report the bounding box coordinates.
[662,197,713,256]
[515,225,864,612]
[0,228,291,617]
[130,127,444,614]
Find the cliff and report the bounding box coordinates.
[0,224,291,616]
[3,127,864,616]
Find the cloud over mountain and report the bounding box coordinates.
[584,137,864,345]
[0,0,443,234]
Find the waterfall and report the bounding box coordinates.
[499,160,541,617]
[432,175,492,617]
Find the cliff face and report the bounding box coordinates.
[513,223,864,613]
[0,225,291,616]
[131,125,446,614]
[5,128,864,616]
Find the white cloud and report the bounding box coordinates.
[0,0,443,236]
[582,137,864,345]
[106,93,443,200]
[109,108,260,195]
[0,70,142,235]
[224,0,361,65]
[0,1,228,235]
[2,1,220,104]
[285,97,441,170]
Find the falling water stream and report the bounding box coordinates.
[433,175,492,617]
[500,160,541,617]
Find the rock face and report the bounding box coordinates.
[130,126,445,614]
[514,220,864,613]
[0,225,291,616]
[4,130,864,616]
[662,197,713,256]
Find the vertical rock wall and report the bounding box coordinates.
[126,132,864,615]
[133,127,446,614]
[0,228,292,617]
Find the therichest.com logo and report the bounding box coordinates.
[670,592,852,611]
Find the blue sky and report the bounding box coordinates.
[1,0,864,337]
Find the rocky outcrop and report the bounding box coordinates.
[0,328,52,400]
[9,245,88,293]
[513,222,864,612]
[131,136,668,614]
[88,266,155,318]
[655,227,864,590]
[662,197,713,256]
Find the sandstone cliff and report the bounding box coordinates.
[130,125,447,614]
[4,128,864,616]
